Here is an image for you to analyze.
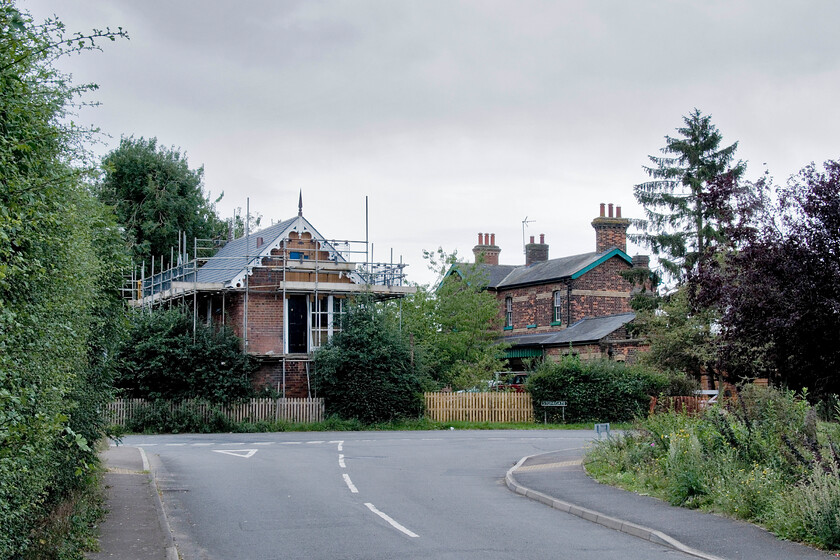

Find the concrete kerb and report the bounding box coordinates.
[505,454,726,560]
[138,448,179,560]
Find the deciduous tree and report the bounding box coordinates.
[399,249,507,390]
[98,136,226,264]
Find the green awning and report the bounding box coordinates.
[504,347,543,358]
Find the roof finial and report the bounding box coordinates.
[298,190,303,217]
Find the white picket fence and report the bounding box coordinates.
[106,398,325,426]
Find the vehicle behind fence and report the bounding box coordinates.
[107,398,325,428]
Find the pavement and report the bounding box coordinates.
[506,447,836,560]
[86,445,178,560]
[90,441,835,560]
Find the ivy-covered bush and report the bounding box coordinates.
[115,308,257,403]
[314,296,425,423]
[526,356,681,422]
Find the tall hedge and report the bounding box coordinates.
[0,6,127,557]
[527,356,677,423]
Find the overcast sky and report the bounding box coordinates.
[23,0,840,285]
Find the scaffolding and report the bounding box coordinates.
[122,233,413,398]
[124,236,411,307]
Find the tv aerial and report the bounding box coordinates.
[522,216,535,254]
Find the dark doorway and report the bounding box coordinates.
[288,295,308,353]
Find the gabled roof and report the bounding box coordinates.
[501,312,636,347]
[478,248,632,289]
[195,215,348,287]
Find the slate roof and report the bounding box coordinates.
[195,218,298,285]
[475,248,632,289]
[501,312,636,347]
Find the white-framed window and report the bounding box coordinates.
[310,295,345,350]
[553,290,563,323]
[505,296,513,328]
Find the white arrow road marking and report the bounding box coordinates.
[213,449,258,458]
[342,474,358,493]
[364,503,419,538]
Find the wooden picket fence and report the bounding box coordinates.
[649,395,711,416]
[106,398,325,426]
[424,392,534,423]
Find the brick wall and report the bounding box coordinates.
[496,255,634,333]
[251,358,311,398]
[569,257,633,320]
[544,339,647,364]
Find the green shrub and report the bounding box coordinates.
[125,400,238,434]
[115,308,257,403]
[314,296,425,423]
[527,356,668,422]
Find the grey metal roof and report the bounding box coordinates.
[501,312,636,347]
[196,217,297,284]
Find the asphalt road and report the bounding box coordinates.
[126,430,695,559]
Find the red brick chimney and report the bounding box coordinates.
[473,232,501,265]
[525,233,549,265]
[591,202,630,253]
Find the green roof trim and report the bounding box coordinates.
[504,347,543,358]
[571,248,633,279]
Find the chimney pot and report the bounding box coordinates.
[490,233,495,245]
[600,203,606,217]
[529,235,535,244]
[608,203,614,218]
[485,233,490,245]
[616,206,622,218]
[478,232,483,244]
[539,233,545,244]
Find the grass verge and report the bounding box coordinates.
[22,467,106,560]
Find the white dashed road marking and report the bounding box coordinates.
[365,503,419,538]
[343,474,359,493]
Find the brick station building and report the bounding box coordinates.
[468,203,651,367]
[129,197,413,397]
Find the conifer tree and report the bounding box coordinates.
[632,109,745,282]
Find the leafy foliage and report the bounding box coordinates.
[692,160,840,396]
[526,356,678,423]
[314,296,424,423]
[586,385,840,549]
[0,4,128,557]
[632,109,746,282]
[115,308,257,403]
[632,286,720,380]
[399,248,507,390]
[98,136,226,264]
